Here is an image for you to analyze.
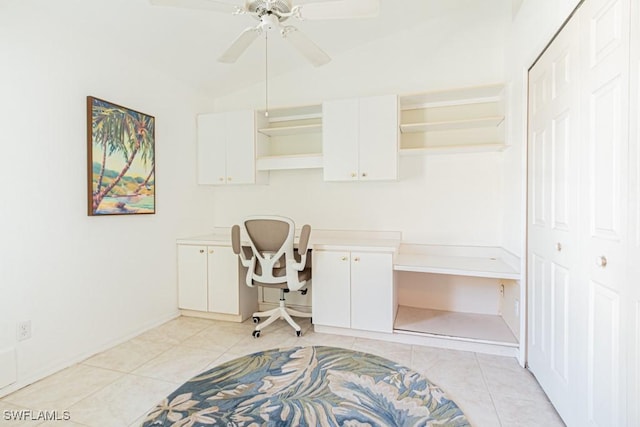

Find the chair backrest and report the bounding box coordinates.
[244,215,295,284]
[232,215,311,291]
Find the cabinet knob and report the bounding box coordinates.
[219,177,224,182]
[362,172,367,178]
[353,257,360,262]
[199,249,205,254]
[209,250,214,254]
[596,256,608,268]
[341,256,348,261]
[556,243,562,252]
[351,172,357,178]
[227,176,232,181]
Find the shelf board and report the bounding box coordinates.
[258,123,322,137]
[394,252,519,279]
[400,84,505,110]
[399,143,508,156]
[394,305,518,346]
[256,153,323,171]
[259,104,322,122]
[400,116,504,133]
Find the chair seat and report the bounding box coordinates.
[251,268,311,288]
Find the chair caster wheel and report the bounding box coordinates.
[296,330,301,337]
[252,330,260,338]
[253,317,260,324]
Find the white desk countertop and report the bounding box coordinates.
[177,230,521,279]
[176,229,402,252]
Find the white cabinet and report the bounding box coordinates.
[323,95,398,182]
[197,110,263,185]
[177,244,255,318]
[312,250,394,333]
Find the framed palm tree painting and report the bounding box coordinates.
[87,97,155,216]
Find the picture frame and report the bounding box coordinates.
[87,96,155,216]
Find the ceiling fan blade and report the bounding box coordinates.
[218,26,262,63]
[296,0,379,20]
[149,0,240,13]
[282,26,331,67]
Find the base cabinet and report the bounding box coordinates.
[312,250,394,333]
[177,244,253,318]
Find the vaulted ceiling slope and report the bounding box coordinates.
[1,0,512,99]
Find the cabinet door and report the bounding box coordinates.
[207,245,240,315]
[312,250,351,328]
[225,110,256,185]
[350,252,394,333]
[177,245,208,311]
[358,95,399,181]
[197,113,227,185]
[323,98,359,181]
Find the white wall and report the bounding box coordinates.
[210,1,510,245]
[0,0,215,395]
[502,0,582,255]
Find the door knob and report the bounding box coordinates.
[556,243,562,252]
[596,256,608,268]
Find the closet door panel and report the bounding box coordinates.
[587,281,621,426]
[581,0,630,425]
[527,12,581,425]
[628,1,640,423]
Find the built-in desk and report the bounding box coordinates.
[176,229,523,360]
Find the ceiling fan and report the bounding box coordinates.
[149,0,380,67]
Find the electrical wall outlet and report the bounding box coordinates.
[17,321,31,341]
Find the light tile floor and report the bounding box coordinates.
[0,316,565,427]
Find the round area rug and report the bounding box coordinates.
[142,346,470,426]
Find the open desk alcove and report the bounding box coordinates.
[393,244,521,359]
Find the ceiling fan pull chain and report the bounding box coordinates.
[265,31,269,118]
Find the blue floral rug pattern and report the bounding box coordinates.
[143,346,470,426]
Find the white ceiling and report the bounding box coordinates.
[127,0,512,98]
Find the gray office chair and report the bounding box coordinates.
[231,215,312,337]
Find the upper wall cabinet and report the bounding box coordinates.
[399,84,506,155]
[197,111,266,185]
[323,95,399,182]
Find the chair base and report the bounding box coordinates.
[252,298,312,336]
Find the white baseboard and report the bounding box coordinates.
[0,310,180,399]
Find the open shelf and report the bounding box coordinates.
[256,153,323,171]
[399,84,505,154]
[394,305,518,346]
[400,116,505,133]
[256,104,323,170]
[400,83,505,110]
[258,123,322,137]
[400,143,508,155]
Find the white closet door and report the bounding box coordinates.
[580,1,630,425]
[527,12,581,424]
[629,1,640,424]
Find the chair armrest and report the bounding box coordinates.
[298,224,311,255]
[231,225,241,254]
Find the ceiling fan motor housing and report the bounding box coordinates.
[247,0,293,21]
